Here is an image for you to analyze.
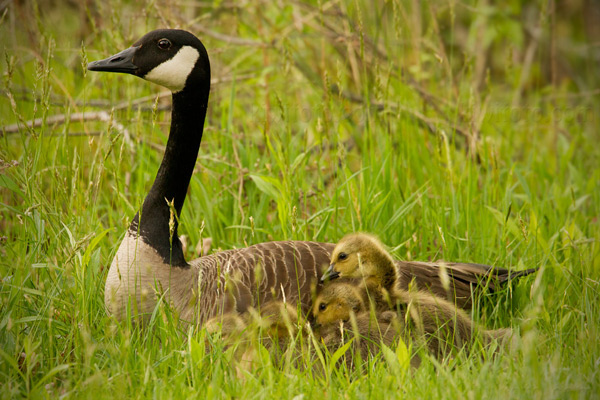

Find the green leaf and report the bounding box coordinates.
[33,364,71,391]
[290,152,308,173]
[250,174,282,200]
[0,348,26,382]
[189,336,205,366]
[382,186,425,232]
[82,228,112,267]
[0,174,24,198]
[395,336,411,370]
[14,316,45,324]
[380,342,403,377]
[330,337,354,367]
[486,206,520,238]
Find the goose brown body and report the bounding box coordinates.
[91,30,535,327]
[106,236,332,323]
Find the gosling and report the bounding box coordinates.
[320,232,532,309]
[205,300,305,366]
[317,234,513,358]
[310,280,418,368]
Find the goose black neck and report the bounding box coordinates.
[131,85,210,266]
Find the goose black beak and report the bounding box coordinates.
[87,46,139,74]
[319,264,340,284]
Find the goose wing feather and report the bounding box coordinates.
[190,241,333,322]
[395,260,537,308]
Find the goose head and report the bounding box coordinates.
[320,233,397,289]
[87,29,210,93]
[310,281,365,328]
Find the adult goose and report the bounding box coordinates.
[87,29,534,325]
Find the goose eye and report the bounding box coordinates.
[338,253,347,261]
[157,39,171,50]
[318,303,326,311]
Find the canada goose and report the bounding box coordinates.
[87,30,535,325]
[321,233,537,308]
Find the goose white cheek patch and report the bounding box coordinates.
[144,46,200,92]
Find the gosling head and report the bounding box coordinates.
[87,29,210,93]
[310,281,365,328]
[257,301,301,338]
[320,233,397,289]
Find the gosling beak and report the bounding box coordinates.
[307,314,320,330]
[87,46,140,74]
[319,264,340,284]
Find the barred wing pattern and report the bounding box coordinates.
[396,261,538,309]
[191,241,333,323]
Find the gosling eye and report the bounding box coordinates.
[338,252,348,261]
[318,303,327,311]
[158,38,172,50]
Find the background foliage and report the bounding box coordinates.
[1,0,599,398]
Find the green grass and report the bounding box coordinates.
[1,0,599,398]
